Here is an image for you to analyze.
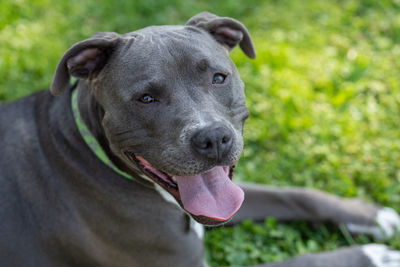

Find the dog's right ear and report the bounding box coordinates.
[186,12,256,59]
[50,32,121,96]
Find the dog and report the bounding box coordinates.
[0,12,399,267]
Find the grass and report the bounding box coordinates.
[1,0,400,266]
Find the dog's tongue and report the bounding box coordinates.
[175,167,244,221]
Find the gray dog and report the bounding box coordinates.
[0,12,399,267]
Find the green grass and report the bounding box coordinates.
[205,219,382,266]
[1,0,400,266]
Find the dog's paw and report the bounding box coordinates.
[362,244,400,267]
[347,207,400,240]
[376,207,400,239]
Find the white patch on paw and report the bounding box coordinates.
[346,223,382,239]
[362,244,400,267]
[347,207,400,240]
[376,207,400,239]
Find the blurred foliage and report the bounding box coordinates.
[1,0,400,266]
[205,218,376,266]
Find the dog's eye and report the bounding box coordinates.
[139,94,155,103]
[212,73,226,84]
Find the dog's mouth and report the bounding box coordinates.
[124,152,244,225]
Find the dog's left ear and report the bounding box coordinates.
[50,32,121,96]
[186,12,256,59]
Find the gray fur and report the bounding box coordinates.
[0,12,393,267]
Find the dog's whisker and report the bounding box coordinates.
[113,130,133,136]
[114,134,156,148]
[116,136,154,145]
[112,128,149,137]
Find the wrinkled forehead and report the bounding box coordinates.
[117,25,231,73]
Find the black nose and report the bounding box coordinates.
[191,124,233,161]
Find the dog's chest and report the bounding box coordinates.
[73,188,206,267]
[0,91,208,267]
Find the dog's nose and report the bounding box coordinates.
[191,124,233,161]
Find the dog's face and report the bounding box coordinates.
[101,25,248,175]
[51,12,256,225]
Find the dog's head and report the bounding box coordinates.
[51,12,256,225]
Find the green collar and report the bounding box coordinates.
[71,89,133,180]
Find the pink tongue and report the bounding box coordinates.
[175,167,244,221]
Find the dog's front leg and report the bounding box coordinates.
[228,182,400,239]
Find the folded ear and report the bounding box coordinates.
[50,32,121,96]
[186,12,256,59]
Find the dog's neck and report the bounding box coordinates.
[75,81,145,181]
